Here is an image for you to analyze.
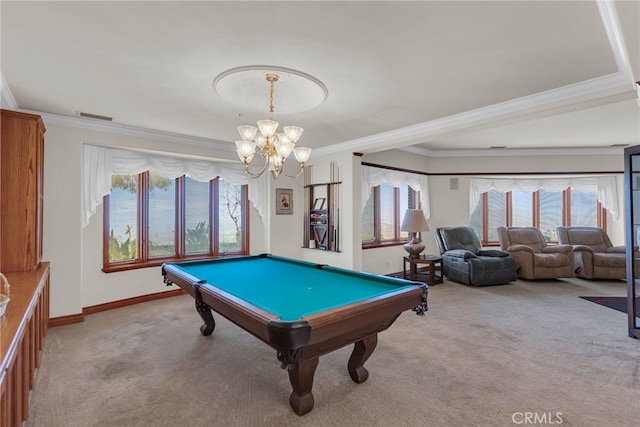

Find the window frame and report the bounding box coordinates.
[362,184,420,249]
[103,173,249,272]
[477,188,606,246]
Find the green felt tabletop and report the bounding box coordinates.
[170,255,417,321]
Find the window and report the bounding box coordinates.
[471,187,605,244]
[185,177,211,255]
[362,182,419,247]
[104,172,248,272]
[148,173,176,258]
[108,175,138,262]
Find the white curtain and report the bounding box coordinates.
[361,166,430,220]
[82,144,268,227]
[469,176,619,219]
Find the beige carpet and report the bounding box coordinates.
[27,277,639,427]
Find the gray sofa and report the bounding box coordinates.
[435,227,517,286]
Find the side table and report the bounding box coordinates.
[403,255,443,285]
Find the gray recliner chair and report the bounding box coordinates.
[435,227,517,286]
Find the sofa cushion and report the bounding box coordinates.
[592,253,626,268]
[467,256,518,285]
[566,229,608,252]
[534,253,571,268]
[478,249,509,257]
[445,249,477,259]
[507,228,546,252]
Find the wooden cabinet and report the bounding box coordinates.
[0,109,46,272]
[310,205,328,249]
[304,182,341,251]
[303,162,342,252]
[0,263,50,427]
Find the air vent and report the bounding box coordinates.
[489,146,507,149]
[78,111,113,121]
[610,144,629,147]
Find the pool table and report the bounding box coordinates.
[162,254,428,415]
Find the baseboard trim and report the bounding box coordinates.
[48,288,186,327]
[82,288,186,315]
[48,313,84,327]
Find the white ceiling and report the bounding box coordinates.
[1,1,639,157]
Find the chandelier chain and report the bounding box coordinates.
[266,73,278,113]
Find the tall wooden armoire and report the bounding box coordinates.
[0,109,46,272]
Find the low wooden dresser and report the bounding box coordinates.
[0,263,50,426]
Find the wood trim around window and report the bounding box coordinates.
[102,174,249,272]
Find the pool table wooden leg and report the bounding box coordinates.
[348,334,378,383]
[195,296,215,336]
[287,357,319,416]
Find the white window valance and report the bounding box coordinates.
[361,166,430,220]
[82,144,268,227]
[469,176,619,220]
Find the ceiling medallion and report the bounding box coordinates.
[212,65,328,114]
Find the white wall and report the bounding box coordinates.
[43,125,84,317]
[265,173,304,259]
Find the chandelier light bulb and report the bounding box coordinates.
[254,134,266,150]
[235,140,257,158]
[257,119,279,138]
[237,125,258,142]
[293,147,312,163]
[277,133,291,145]
[236,148,255,164]
[283,126,304,143]
[276,139,295,158]
[269,154,283,172]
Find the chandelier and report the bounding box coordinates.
[235,73,312,178]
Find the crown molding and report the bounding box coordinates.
[19,109,233,152]
[597,0,636,86]
[398,145,625,158]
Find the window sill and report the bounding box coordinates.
[102,252,247,273]
[362,240,410,250]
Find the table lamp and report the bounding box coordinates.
[400,209,429,259]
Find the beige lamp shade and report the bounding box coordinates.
[401,209,429,258]
[401,209,429,232]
